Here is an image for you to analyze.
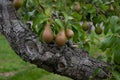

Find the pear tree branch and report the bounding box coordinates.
[0,0,111,80]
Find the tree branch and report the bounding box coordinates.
[0,0,111,80]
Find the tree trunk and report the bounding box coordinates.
[0,0,111,80]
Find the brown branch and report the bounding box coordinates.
[0,0,111,80]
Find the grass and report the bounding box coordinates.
[0,35,72,80]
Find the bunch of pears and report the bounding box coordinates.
[82,21,102,35]
[42,22,74,46]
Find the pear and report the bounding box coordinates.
[95,26,102,35]
[82,21,89,31]
[65,29,74,38]
[55,30,67,46]
[13,0,23,9]
[109,4,114,11]
[42,22,54,43]
[74,2,80,12]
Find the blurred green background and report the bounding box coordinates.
[0,34,72,80]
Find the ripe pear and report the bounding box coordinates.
[65,29,74,38]
[74,2,80,12]
[42,22,54,43]
[55,30,67,46]
[13,0,23,9]
[82,21,89,31]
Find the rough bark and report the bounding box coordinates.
[0,0,111,80]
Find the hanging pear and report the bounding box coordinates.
[109,4,114,11]
[82,21,89,31]
[55,30,67,46]
[74,2,81,12]
[42,22,54,43]
[95,26,102,35]
[65,29,74,38]
[13,0,23,9]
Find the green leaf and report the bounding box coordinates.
[62,12,73,22]
[33,13,48,26]
[105,48,113,63]
[85,4,96,14]
[72,24,82,42]
[83,42,90,51]
[23,14,30,21]
[113,39,120,65]
[72,12,82,21]
[112,71,120,80]
[92,68,101,78]
[115,25,120,33]
[45,8,51,17]
[109,16,119,33]
[104,21,110,35]
[28,10,36,17]
[93,14,105,24]
[101,4,109,11]
[100,35,116,51]
[115,27,120,35]
[114,50,120,65]
[37,23,45,35]
[104,25,110,35]
[40,18,49,24]
[55,19,64,28]
[109,16,119,24]
[72,26,79,42]
[110,24,116,33]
